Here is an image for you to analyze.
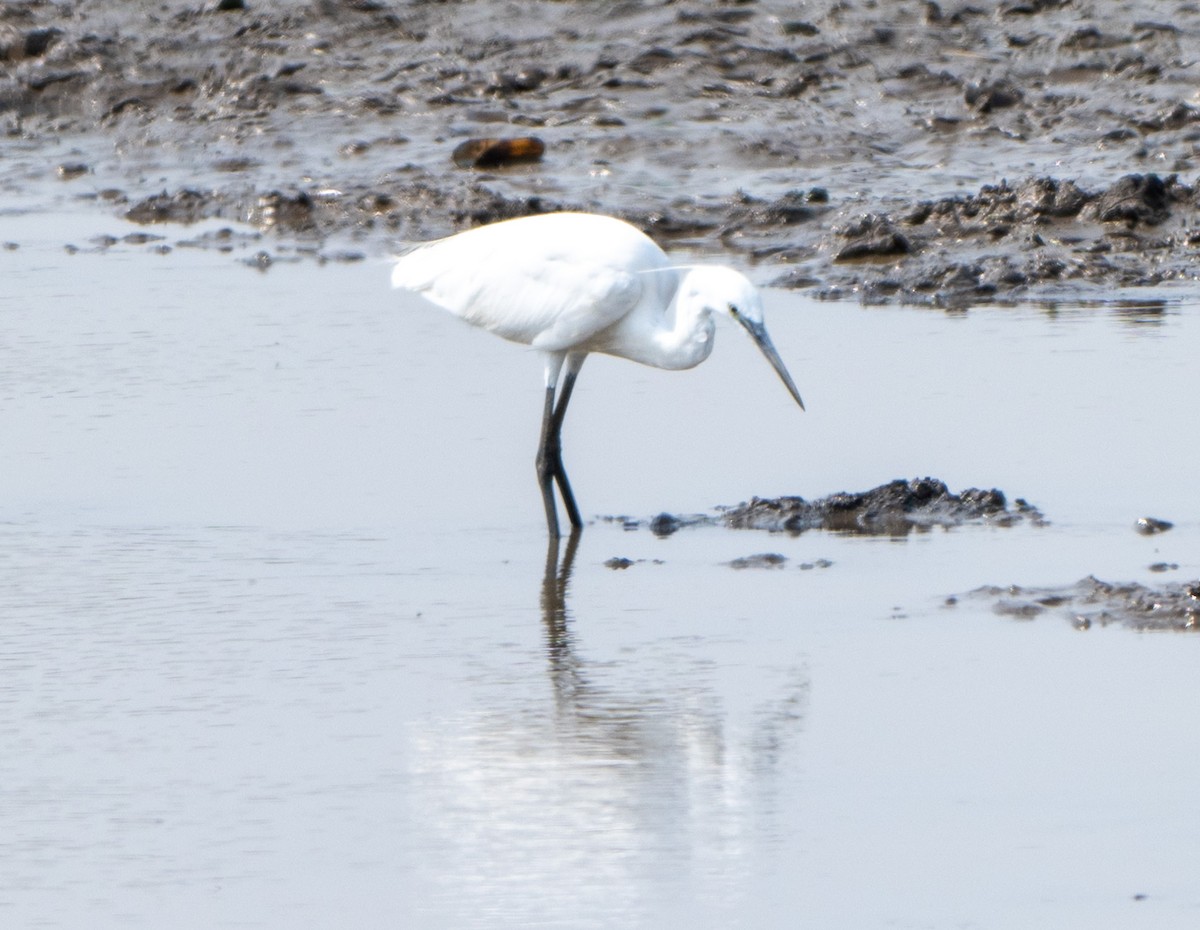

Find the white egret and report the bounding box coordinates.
[392,212,804,537]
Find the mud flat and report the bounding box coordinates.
[6,1,1200,303]
[966,576,1200,631]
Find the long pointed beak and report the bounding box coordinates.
[737,316,805,411]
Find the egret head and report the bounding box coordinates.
[688,266,805,411]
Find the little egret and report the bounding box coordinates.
[392,212,804,537]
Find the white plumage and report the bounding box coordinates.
[392,212,804,536]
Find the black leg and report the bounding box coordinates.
[548,367,583,529]
[536,385,561,538]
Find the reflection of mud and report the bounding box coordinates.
[962,577,1200,632]
[615,478,1044,537]
[727,553,833,571]
[7,1,1200,302]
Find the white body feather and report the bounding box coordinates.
[391,212,735,371]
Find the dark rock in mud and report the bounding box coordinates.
[0,25,62,61]
[646,512,716,537]
[452,137,545,169]
[1090,174,1170,227]
[834,214,912,262]
[967,577,1200,631]
[1135,516,1173,535]
[723,478,1042,536]
[648,512,682,537]
[964,80,1023,113]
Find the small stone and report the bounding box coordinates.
[1135,516,1173,535]
[648,513,681,537]
[452,137,545,169]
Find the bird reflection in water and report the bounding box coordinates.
[536,530,686,766]
[536,530,809,775]
[540,529,586,711]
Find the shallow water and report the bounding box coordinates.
[3,212,1199,929]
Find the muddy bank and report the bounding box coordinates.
[611,477,1045,537]
[6,1,1200,304]
[783,172,1200,306]
[962,577,1200,632]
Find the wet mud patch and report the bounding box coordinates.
[8,1,1200,303]
[785,173,1200,306]
[961,577,1200,632]
[611,478,1045,537]
[114,179,565,246]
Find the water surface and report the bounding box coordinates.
[2,213,1199,929]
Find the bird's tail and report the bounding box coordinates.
[390,239,443,291]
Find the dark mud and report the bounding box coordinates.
[611,477,1044,537]
[723,477,1044,534]
[7,1,1200,303]
[962,576,1200,632]
[793,173,1200,306]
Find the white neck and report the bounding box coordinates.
[651,290,715,370]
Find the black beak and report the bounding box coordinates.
[737,316,805,411]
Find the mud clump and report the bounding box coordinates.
[787,174,1200,305]
[723,478,1043,535]
[615,478,1044,537]
[833,215,912,262]
[125,189,221,226]
[967,577,1200,632]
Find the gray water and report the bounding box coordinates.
[3,210,1199,928]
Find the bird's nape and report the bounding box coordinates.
[735,315,806,410]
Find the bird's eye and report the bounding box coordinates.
[728,303,740,317]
